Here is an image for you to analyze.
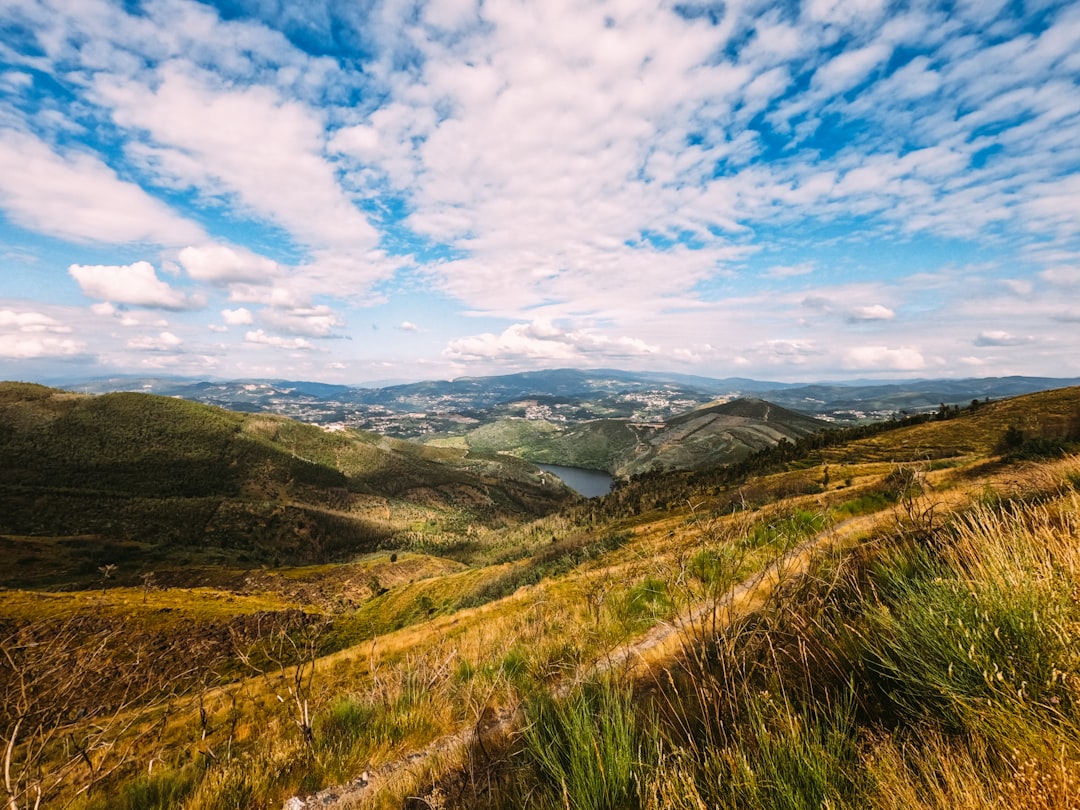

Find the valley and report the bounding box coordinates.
[2,379,1080,810]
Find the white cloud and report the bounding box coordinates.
[259,305,344,337]
[244,329,313,350]
[843,345,926,371]
[0,129,203,245]
[848,304,895,321]
[0,309,72,334]
[95,66,379,252]
[0,334,83,358]
[221,307,254,325]
[128,331,183,351]
[2,0,1080,381]
[812,42,892,96]
[397,321,419,332]
[90,302,117,317]
[178,244,282,285]
[444,320,659,364]
[974,330,1033,347]
[1039,267,1080,287]
[69,261,203,310]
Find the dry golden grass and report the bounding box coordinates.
[11,399,1080,809]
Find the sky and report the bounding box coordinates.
[0,0,1078,385]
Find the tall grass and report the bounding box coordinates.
[654,483,1080,810]
[474,466,1080,810]
[519,681,656,810]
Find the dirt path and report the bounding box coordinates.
[283,513,880,809]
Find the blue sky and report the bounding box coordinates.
[1,0,1078,384]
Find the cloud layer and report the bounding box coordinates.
[0,0,1077,382]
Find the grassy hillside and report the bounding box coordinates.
[612,397,828,477]
[450,397,829,476]
[3,385,1080,810]
[0,383,576,584]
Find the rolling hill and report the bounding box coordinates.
[612,397,829,476]
[449,397,830,477]
[0,382,576,586]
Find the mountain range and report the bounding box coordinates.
[59,368,1080,424]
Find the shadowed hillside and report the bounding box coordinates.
[0,383,576,585]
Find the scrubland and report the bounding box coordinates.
[3,385,1080,809]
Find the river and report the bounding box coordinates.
[535,463,614,498]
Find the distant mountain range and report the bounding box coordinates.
[57,368,1080,426]
[37,368,1078,478]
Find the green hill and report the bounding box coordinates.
[452,397,829,477]
[612,397,828,476]
[0,383,575,585]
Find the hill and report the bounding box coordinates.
[448,397,829,477]
[612,397,829,477]
[0,382,575,585]
[4,384,1080,810]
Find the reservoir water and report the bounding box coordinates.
[535,463,614,498]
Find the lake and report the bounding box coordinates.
[535,463,614,498]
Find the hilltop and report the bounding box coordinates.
[452,397,830,477]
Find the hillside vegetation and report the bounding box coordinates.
[0,383,575,585]
[449,397,829,477]
[2,384,1080,810]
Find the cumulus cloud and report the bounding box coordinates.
[0,334,83,358]
[843,345,926,371]
[848,304,896,321]
[178,244,282,285]
[444,320,659,364]
[259,305,344,337]
[397,321,419,332]
[221,307,254,325]
[0,307,83,358]
[128,331,183,351]
[0,309,72,334]
[244,329,313,350]
[69,262,203,310]
[0,130,203,245]
[90,302,117,317]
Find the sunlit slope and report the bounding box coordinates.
[0,383,575,582]
[821,385,1080,463]
[614,397,828,476]
[452,397,829,476]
